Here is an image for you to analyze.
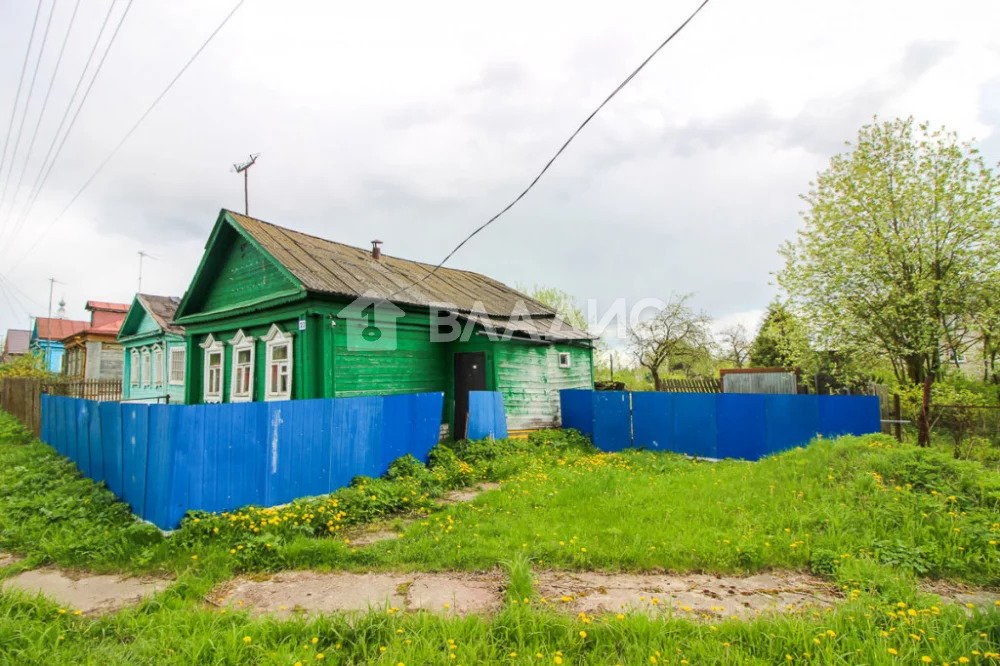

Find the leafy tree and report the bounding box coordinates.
[748,301,804,369]
[716,323,752,368]
[521,284,588,332]
[778,117,1000,387]
[0,351,53,379]
[626,293,712,390]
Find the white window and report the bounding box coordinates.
[130,349,139,387]
[950,348,967,364]
[262,323,294,401]
[141,348,151,387]
[558,352,572,368]
[200,334,224,403]
[152,346,164,387]
[228,329,255,402]
[169,347,186,385]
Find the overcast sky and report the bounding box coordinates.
[0,0,998,351]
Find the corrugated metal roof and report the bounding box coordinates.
[228,211,555,317]
[86,301,130,313]
[462,314,596,342]
[3,329,30,355]
[137,294,184,335]
[34,318,89,341]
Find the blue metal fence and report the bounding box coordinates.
[466,391,508,440]
[41,393,444,529]
[561,390,880,459]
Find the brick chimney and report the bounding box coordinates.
[371,239,383,260]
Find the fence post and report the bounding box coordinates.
[893,393,902,443]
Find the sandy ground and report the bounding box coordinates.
[213,570,505,617]
[535,570,840,619]
[0,551,22,568]
[924,580,1000,610]
[2,568,168,614]
[440,482,501,504]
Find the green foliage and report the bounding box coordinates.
[626,293,714,387]
[779,117,1000,386]
[519,284,589,333]
[0,351,53,379]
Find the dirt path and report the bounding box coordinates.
[0,551,22,568]
[213,570,505,617]
[440,482,501,504]
[2,568,168,614]
[535,570,840,619]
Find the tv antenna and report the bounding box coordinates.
[232,153,260,215]
[137,250,158,293]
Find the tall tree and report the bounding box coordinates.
[716,323,752,368]
[778,117,1000,387]
[627,293,712,390]
[748,301,804,368]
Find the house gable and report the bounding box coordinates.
[118,296,161,341]
[175,211,305,324]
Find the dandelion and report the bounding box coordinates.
[888,649,898,655]
[243,636,252,643]
[312,637,319,644]
[579,631,587,638]
[920,658,931,664]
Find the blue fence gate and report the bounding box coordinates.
[560,390,880,459]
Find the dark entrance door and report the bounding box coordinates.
[454,352,486,440]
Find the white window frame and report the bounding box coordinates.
[129,349,139,387]
[169,346,186,386]
[262,323,295,401]
[140,348,151,387]
[950,348,967,364]
[200,334,224,404]
[228,329,256,403]
[558,351,572,368]
[152,344,164,387]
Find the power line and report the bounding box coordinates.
[8,0,247,272]
[0,0,120,253]
[389,0,712,300]
[0,0,59,218]
[0,1,43,187]
[1,0,84,238]
[4,1,131,254]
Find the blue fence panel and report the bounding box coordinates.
[87,402,105,485]
[717,393,767,460]
[632,392,673,451]
[818,396,880,438]
[466,391,508,441]
[671,393,718,458]
[382,392,444,469]
[120,403,149,516]
[275,399,329,504]
[764,394,820,456]
[143,405,175,529]
[560,389,594,436]
[99,401,124,497]
[61,397,76,461]
[40,394,50,443]
[593,391,631,452]
[75,400,94,478]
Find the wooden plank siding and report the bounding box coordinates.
[198,232,298,315]
[494,343,594,430]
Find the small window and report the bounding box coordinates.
[262,323,294,401]
[130,349,139,387]
[152,347,164,387]
[169,347,186,385]
[950,348,967,364]
[228,329,255,402]
[201,334,224,403]
[558,352,571,368]
[140,348,151,387]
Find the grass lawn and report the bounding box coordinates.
[1,410,1000,664]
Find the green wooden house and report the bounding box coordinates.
[118,294,187,403]
[173,210,595,436]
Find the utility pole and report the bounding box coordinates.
[45,277,57,370]
[232,153,260,215]
[137,250,157,293]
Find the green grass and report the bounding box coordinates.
[2,409,1000,663]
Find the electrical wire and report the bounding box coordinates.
[7,0,246,272]
[2,0,131,255]
[1,0,84,237]
[0,1,43,195]
[0,0,58,216]
[388,0,711,299]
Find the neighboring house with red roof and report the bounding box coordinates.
[31,317,90,373]
[2,329,31,363]
[61,301,130,380]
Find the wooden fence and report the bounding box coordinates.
[658,378,721,393]
[0,377,122,436]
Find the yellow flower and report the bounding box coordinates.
[888,648,898,655]
[316,655,324,661]
[243,636,251,643]
[312,637,319,644]
[579,631,587,638]
[555,658,563,665]
[920,658,932,664]
[616,614,625,620]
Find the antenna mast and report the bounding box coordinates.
[137,250,157,293]
[232,153,260,215]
